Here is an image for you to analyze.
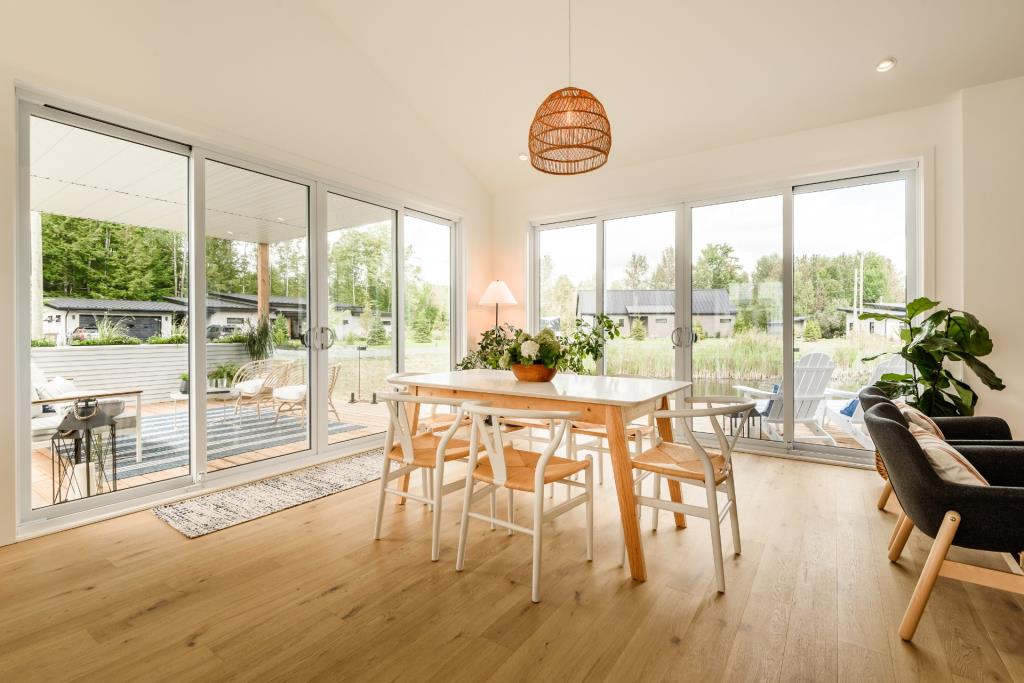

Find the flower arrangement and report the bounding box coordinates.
[502,328,563,369]
[456,315,621,381]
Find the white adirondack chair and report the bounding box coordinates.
[823,355,906,449]
[733,352,837,445]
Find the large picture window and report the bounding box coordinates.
[531,169,916,463]
[18,98,461,521]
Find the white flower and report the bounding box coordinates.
[520,340,540,360]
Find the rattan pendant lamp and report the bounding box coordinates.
[528,0,611,175]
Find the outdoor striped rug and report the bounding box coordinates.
[109,411,363,480]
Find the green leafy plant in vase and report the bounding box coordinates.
[860,296,1004,416]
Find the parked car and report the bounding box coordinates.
[206,324,239,340]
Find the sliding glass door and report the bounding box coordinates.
[325,192,396,444]
[689,196,784,443]
[202,159,312,470]
[532,168,916,464]
[18,95,462,523]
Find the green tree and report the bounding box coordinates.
[363,300,389,346]
[802,318,822,341]
[623,253,650,289]
[650,247,675,289]
[629,318,646,341]
[693,243,743,290]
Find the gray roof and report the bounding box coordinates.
[837,302,907,314]
[163,295,253,312]
[576,289,736,316]
[44,297,187,314]
[214,292,307,312]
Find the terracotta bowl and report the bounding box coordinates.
[511,363,558,382]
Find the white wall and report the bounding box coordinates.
[0,1,493,545]
[962,77,1024,435]
[492,99,965,329]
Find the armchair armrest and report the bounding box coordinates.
[935,416,1013,441]
[955,444,1024,487]
[934,482,1024,553]
[732,385,777,399]
[825,388,857,399]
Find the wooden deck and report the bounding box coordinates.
[30,399,388,510]
[2,452,1020,680]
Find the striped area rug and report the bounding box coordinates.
[152,448,383,538]
[109,411,363,480]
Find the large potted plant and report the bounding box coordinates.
[457,315,621,380]
[860,296,1004,416]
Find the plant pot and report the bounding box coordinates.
[180,380,189,394]
[511,364,557,382]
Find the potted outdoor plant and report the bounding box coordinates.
[860,297,1004,415]
[179,372,189,395]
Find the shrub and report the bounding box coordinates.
[693,321,708,341]
[146,334,188,344]
[629,319,646,341]
[30,338,56,347]
[802,319,822,341]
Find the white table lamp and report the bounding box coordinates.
[479,280,516,328]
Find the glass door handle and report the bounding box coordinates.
[319,326,336,350]
[671,326,693,348]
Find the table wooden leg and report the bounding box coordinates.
[398,401,420,506]
[655,395,686,528]
[606,405,647,581]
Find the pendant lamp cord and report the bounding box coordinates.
[568,0,572,86]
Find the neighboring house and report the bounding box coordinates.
[575,289,737,339]
[42,298,186,343]
[163,292,329,339]
[766,316,807,336]
[332,303,393,339]
[838,302,906,339]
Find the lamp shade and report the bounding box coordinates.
[479,280,516,306]
[529,87,611,175]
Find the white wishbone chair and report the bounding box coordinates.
[627,396,756,593]
[456,404,593,603]
[385,372,471,434]
[373,394,483,561]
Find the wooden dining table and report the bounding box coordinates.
[392,369,691,581]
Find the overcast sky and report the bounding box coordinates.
[541,179,907,288]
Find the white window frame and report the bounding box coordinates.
[14,90,464,531]
[528,164,920,467]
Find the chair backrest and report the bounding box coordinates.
[380,393,474,464]
[462,404,579,489]
[790,352,835,421]
[233,358,284,385]
[658,396,757,473]
[868,355,906,384]
[265,360,302,390]
[327,364,342,393]
[763,352,834,421]
[858,386,904,424]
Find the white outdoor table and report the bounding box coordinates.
[392,369,691,581]
[170,388,239,429]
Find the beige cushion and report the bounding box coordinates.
[893,398,945,439]
[30,386,43,418]
[273,385,306,402]
[38,376,77,400]
[235,378,266,395]
[909,425,987,486]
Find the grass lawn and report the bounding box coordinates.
[606,333,900,391]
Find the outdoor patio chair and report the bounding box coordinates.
[270,362,343,424]
[385,372,471,434]
[823,355,906,449]
[734,352,836,445]
[864,403,1024,641]
[232,358,288,419]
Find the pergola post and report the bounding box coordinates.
[257,242,270,319]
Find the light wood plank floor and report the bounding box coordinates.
[3,452,1020,682]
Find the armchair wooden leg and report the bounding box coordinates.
[899,511,960,641]
[888,511,906,549]
[877,480,893,510]
[888,514,915,562]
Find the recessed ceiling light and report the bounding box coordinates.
[276,217,285,221]
[518,153,529,161]
[876,57,897,73]
[227,230,234,235]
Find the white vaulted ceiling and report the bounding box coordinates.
[315,0,1024,192]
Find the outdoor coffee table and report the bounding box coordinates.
[170,388,239,429]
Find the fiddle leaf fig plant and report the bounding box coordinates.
[860,296,1004,416]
